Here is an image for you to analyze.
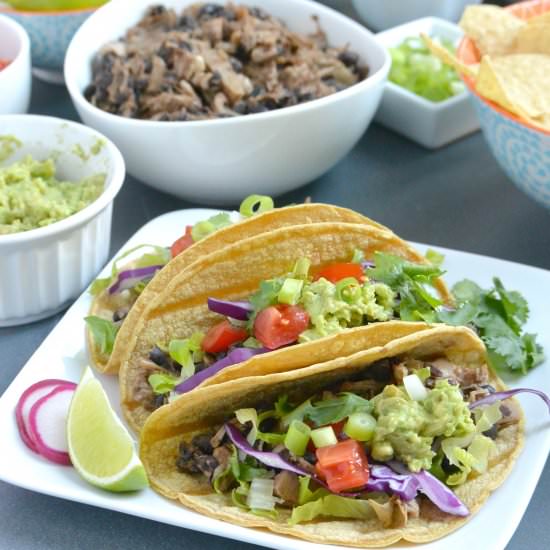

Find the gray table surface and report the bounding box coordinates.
[1,1,549,548]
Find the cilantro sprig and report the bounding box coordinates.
[438,278,544,374]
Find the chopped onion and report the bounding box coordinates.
[403,374,428,401]
[174,347,267,394]
[469,388,550,414]
[247,478,276,511]
[207,298,253,321]
[108,265,164,295]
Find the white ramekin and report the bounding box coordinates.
[0,115,125,326]
[0,14,32,114]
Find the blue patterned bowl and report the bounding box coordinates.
[456,0,550,211]
[0,6,94,72]
[468,95,550,209]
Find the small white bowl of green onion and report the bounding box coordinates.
[374,17,479,149]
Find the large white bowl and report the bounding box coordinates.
[64,0,390,204]
[352,0,482,31]
[0,115,125,326]
[0,14,31,114]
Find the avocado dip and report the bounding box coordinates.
[0,153,105,235]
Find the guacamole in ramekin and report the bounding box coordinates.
[0,139,105,235]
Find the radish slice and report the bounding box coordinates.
[15,379,76,453]
[27,385,76,465]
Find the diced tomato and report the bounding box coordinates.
[253,305,310,350]
[170,225,194,257]
[315,263,365,284]
[201,320,248,354]
[315,439,369,493]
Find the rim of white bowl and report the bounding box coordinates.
[64,0,391,129]
[0,114,126,246]
[0,13,30,79]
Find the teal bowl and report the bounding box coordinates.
[0,6,94,74]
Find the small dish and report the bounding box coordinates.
[374,17,480,149]
[0,115,125,327]
[457,0,550,210]
[352,0,481,32]
[0,14,31,114]
[64,0,390,204]
[0,2,97,84]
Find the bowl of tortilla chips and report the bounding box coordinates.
[426,1,550,210]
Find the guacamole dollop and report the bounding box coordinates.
[0,155,105,235]
[298,278,396,342]
[371,380,475,472]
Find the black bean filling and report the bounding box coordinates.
[86,2,367,121]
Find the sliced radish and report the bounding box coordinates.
[15,379,76,454]
[27,384,76,465]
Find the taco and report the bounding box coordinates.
[139,325,524,547]
[86,202,389,375]
[118,221,452,433]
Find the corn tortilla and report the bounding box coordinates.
[140,326,523,547]
[118,221,451,433]
[88,203,391,374]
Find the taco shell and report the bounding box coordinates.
[140,326,523,547]
[119,221,452,433]
[88,203,391,374]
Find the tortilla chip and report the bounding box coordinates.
[118,221,452,433]
[476,54,550,120]
[140,326,524,547]
[88,204,393,374]
[459,5,526,56]
[421,34,478,78]
[510,23,550,55]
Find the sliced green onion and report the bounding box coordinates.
[292,257,311,279]
[336,277,362,303]
[246,478,276,511]
[284,420,311,456]
[278,278,304,305]
[416,366,431,382]
[311,426,337,448]
[239,195,274,217]
[403,373,428,401]
[281,398,312,428]
[343,412,377,442]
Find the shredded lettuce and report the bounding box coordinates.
[191,212,232,242]
[235,408,285,446]
[84,316,119,355]
[289,495,374,525]
[89,244,170,296]
[298,476,328,505]
[168,332,204,378]
[148,372,178,394]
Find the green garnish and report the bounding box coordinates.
[278,278,304,305]
[84,316,119,355]
[438,278,544,374]
[168,333,204,378]
[389,36,465,102]
[310,426,337,448]
[239,194,274,217]
[367,252,444,322]
[284,420,311,456]
[343,412,377,442]
[148,372,178,394]
[191,212,232,242]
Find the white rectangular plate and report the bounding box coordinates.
[1,209,549,550]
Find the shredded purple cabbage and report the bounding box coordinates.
[175,347,268,394]
[469,388,550,414]
[361,260,375,270]
[108,265,164,295]
[388,462,469,516]
[207,298,253,320]
[367,465,420,501]
[225,423,309,476]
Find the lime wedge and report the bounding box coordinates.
[67,367,148,492]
